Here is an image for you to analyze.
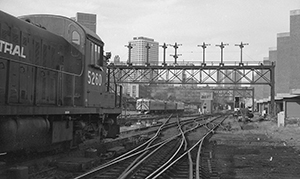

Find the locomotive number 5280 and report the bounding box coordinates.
[87,70,102,86]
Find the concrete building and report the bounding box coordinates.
[76,12,96,33]
[255,9,300,101]
[290,10,300,90]
[125,37,159,98]
[129,37,159,65]
[127,84,151,98]
[272,10,300,94]
[254,9,300,120]
[276,32,291,93]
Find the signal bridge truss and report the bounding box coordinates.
[107,62,275,115]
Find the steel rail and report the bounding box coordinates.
[104,114,173,165]
[195,137,205,179]
[150,115,228,179]
[117,114,174,176]
[118,115,185,179]
[145,115,193,179]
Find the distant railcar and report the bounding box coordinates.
[136,98,184,114]
[0,11,122,153]
[176,102,185,111]
[165,101,176,111]
[136,99,163,113]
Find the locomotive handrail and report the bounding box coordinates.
[0,55,84,77]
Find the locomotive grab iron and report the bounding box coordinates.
[0,11,122,152]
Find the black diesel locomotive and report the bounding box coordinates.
[0,11,122,153]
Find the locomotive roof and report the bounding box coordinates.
[0,10,69,44]
[18,13,104,45]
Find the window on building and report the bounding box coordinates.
[132,85,137,97]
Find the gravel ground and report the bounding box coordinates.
[209,114,300,179]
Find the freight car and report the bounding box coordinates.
[136,98,184,114]
[0,11,122,153]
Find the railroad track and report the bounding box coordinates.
[74,113,229,179]
[73,114,181,179]
[150,115,227,179]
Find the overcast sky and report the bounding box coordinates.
[2,0,300,64]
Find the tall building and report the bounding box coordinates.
[76,12,96,33]
[290,10,300,90]
[276,32,290,93]
[125,37,159,98]
[254,9,300,101]
[269,9,300,95]
[129,37,159,65]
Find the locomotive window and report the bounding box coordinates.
[96,46,104,66]
[90,41,103,67]
[90,42,94,64]
[98,46,103,66]
[71,31,80,56]
[71,31,80,45]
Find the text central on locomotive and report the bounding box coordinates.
[0,40,26,58]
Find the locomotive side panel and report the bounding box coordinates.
[1,21,35,105]
[0,58,6,104]
[19,32,34,104]
[17,15,86,108]
[1,15,61,107]
[85,39,103,107]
